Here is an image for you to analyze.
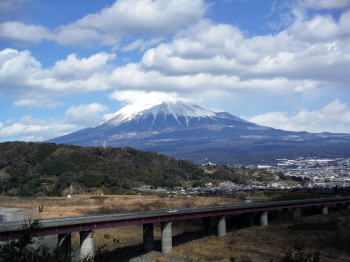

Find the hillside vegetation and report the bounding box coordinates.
[0,142,279,196]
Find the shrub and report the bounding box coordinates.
[280,244,320,262]
[0,220,65,262]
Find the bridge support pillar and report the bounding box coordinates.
[57,233,71,261]
[322,206,328,215]
[293,208,301,221]
[161,222,172,253]
[201,217,211,235]
[217,216,226,236]
[143,223,154,252]
[260,211,268,226]
[80,231,94,260]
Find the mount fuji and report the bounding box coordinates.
[49,98,350,164]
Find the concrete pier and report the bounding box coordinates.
[260,211,268,226]
[143,223,154,252]
[322,206,328,215]
[217,216,226,236]
[201,217,211,235]
[293,208,301,221]
[57,233,71,260]
[80,231,94,260]
[161,221,172,253]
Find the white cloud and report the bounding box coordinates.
[299,0,350,10]
[0,49,114,107]
[287,10,350,42]
[57,0,206,46]
[4,11,349,110]
[2,6,350,112]
[50,52,115,80]
[110,63,241,92]
[247,100,350,133]
[109,90,182,104]
[109,63,319,95]
[0,116,78,141]
[121,37,163,52]
[0,103,109,141]
[14,98,62,108]
[137,17,350,90]
[0,0,207,47]
[65,103,108,126]
[0,21,52,44]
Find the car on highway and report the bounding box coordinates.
[167,209,178,213]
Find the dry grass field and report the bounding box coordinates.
[0,194,253,218]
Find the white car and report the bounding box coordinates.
[167,209,178,213]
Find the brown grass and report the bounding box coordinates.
[0,194,241,219]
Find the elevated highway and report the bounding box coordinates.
[1,196,349,259]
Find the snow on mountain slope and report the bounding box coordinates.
[101,98,217,127]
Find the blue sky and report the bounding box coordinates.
[1,0,350,141]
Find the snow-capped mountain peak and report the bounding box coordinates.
[102,98,216,127]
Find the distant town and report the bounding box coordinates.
[136,157,350,195]
[255,157,350,187]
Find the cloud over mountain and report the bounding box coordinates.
[248,100,350,133]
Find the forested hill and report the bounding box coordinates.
[0,142,278,196]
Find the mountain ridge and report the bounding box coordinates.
[0,141,282,196]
